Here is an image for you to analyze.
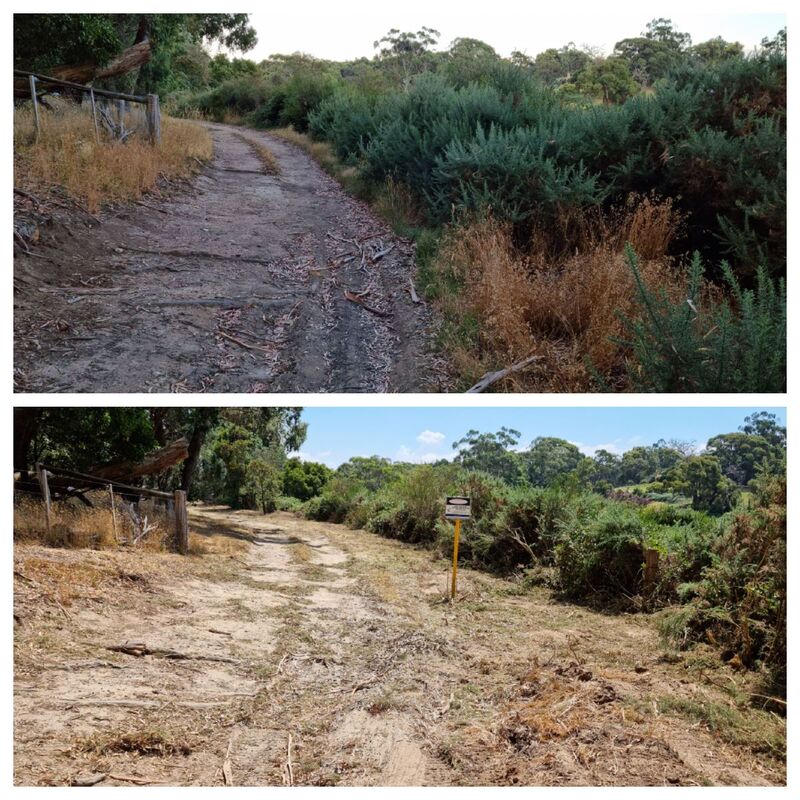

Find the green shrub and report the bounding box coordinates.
[618,247,785,392]
[661,475,786,695]
[554,502,647,602]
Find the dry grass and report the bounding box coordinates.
[14,98,213,212]
[14,494,170,552]
[14,554,121,607]
[434,195,695,391]
[188,530,249,556]
[78,728,193,757]
[233,132,280,174]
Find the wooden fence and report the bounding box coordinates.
[14,69,161,145]
[22,463,188,554]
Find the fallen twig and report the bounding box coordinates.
[343,290,392,318]
[217,330,273,354]
[105,642,239,664]
[222,728,240,786]
[281,734,294,786]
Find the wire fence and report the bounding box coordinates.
[14,463,187,553]
[14,69,161,145]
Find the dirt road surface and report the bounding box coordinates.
[13,508,784,787]
[14,126,438,393]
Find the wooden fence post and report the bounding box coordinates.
[89,89,100,143]
[109,484,118,543]
[36,462,51,535]
[29,75,41,140]
[146,94,161,145]
[173,489,188,554]
[644,548,660,595]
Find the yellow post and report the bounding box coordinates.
[450,518,461,599]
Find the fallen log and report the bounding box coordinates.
[14,42,152,95]
[90,438,189,482]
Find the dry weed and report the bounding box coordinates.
[14,493,171,552]
[436,195,691,391]
[188,531,249,557]
[78,728,192,757]
[14,99,213,212]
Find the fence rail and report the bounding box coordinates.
[16,462,188,554]
[14,69,161,145]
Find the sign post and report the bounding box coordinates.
[445,496,471,599]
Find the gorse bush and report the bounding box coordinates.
[304,54,785,279]
[658,474,786,697]
[618,246,786,392]
[170,30,784,392]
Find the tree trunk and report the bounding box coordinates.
[181,426,206,495]
[90,438,189,482]
[13,408,43,475]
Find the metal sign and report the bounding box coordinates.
[445,496,471,520]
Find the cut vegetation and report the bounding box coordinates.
[13,407,787,785]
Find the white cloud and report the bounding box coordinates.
[417,429,446,446]
[293,449,335,465]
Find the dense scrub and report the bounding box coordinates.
[309,54,785,279]
[174,36,784,391]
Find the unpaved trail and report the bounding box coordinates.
[13,125,438,393]
[14,509,784,787]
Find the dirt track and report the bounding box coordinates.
[14,508,784,787]
[13,125,438,393]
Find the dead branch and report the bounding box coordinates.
[466,354,541,393]
[281,734,294,786]
[105,641,239,664]
[343,290,392,318]
[222,728,240,786]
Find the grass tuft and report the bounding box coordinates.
[14,98,213,212]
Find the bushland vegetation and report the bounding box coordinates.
[170,20,786,391]
[13,407,787,699]
[296,412,786,696]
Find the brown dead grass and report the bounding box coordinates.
[435,195,695,391]
[14,99,213,212]
[14,555,119,607]
[78,729,193,757]
[233,132,280,174]
[14,494,169,552]
[188,530,249,556]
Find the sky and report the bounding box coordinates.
[291,407,786,467]
[237,5,786,62]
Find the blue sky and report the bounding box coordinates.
[292,407,786,467]
[242,6,786,62]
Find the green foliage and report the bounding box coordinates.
[282,458,332,501]
[619,247,786,392]
[659,474,786,695]
[452,428,522,485]
[521,438,585,487]
[14,14,257,95]
[554,502,647,601]
[22,408,155,472]
[664,455,737,514]
[575,56,639,102]
[245,457,283,513]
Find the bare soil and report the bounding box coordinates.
[13,125,439,393]
[14,508,784,787]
